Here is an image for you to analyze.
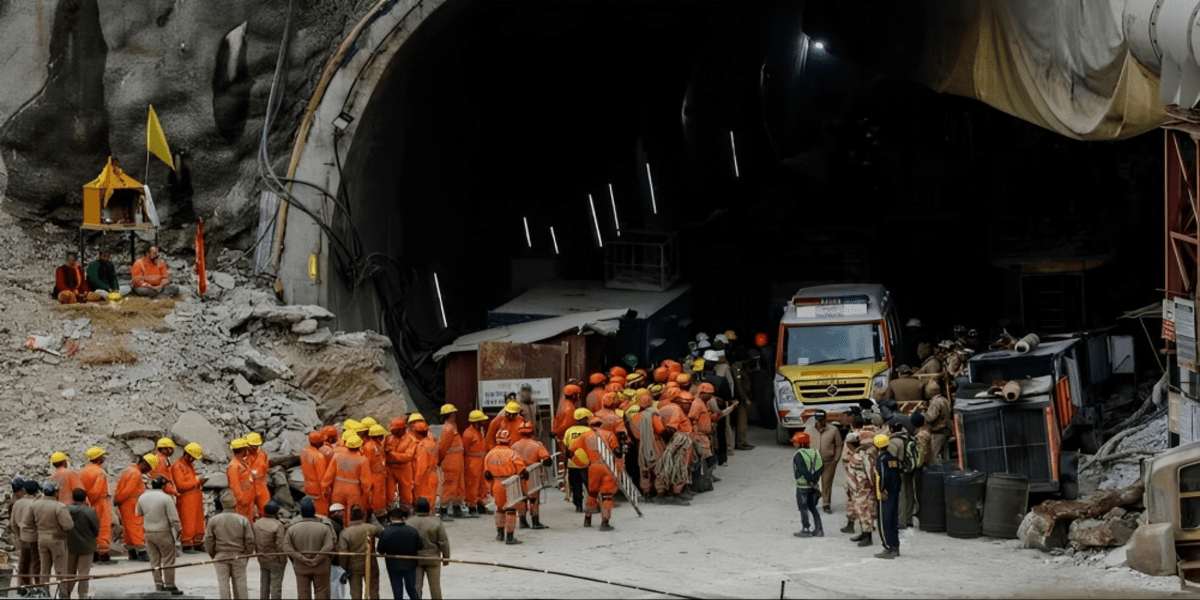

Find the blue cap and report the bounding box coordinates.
[41,480,59,495]
[11,476,24,491]
[23,479,39,494]
[415,497,431,513]
[299,497,315,518]
[264,500,280,515]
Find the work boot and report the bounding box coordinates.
[505,532,522,545]
[874,548,899,560]
[129,549,139,561]
[849,531,866,542]
[822,505,832,514]
[599,521,614,532]
[584,515,592,528]
[857,532,874,547]
[575,505,583,513]
[439,507,453,522]
[138,550,150,561]
[813,527,824,538]
[793,528,812,538]
[467,506,479,518]
[477,503,491,515]
[531,516,549,529]
[840,519,856,534]
[519,515,530,529]
[496,528,505,542]
[454,505,474,518]
[165,585,185,596]
[156,583,167,592]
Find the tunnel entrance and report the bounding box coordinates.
[327,0,1164,409]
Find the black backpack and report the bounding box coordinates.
[894,433,921,475]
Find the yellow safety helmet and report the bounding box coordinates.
[368,424,387,437]
[184,443,203,460]
[342,430,357,441]
[440,404,458,415]
[343,419,361,432]
[408,413,425,423]
[49,451,68,464]
[85,447,105,461]
[616,408,625,418]
[107,292,122,302]
[873,434,890,448]
[468,410,488,422]
[360,417,378,429]
[573,408,594,421]
[625,405,640,417]
[621,388,636,398]
[156,438,176,449]
[345,434,364,449]
[230,438,249,451]
[142,453,160,469]
[692,358,706,372]
[725,330,737,341]
[503,401,522,414]
[245,432,263,446]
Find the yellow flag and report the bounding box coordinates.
[146,105,174,170]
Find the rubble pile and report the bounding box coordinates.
[1018,480,1146,566]
[0,212,408,550]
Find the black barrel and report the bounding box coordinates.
[918,463,956,532]
[982,473,1029,539]
[945,470,988,539]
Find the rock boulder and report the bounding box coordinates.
[171,411,229,463]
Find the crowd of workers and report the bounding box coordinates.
[52,245,177,304]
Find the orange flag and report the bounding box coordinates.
[195,219,207,296]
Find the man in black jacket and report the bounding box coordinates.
[377,507,423,600]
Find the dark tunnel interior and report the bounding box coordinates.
[333,0,1164,403]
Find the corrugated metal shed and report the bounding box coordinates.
[434,308,629,361]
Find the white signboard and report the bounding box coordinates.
[479,378,553,409]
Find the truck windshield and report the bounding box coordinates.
[784,323,884,366]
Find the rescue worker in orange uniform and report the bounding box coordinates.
[583,375,606,416]
[410,416,440,512]
[595,393,628,476]
[364,424,390,517]
[554,385,584,441]
[385,416,414,508]
[486,402,528,450]
[485,430,527,545]
[463,410,490,517]
[172,443,207,553]
[511,423,551,530]
[562,409,594,513]
[322,433,372,527]
[115,454,156,561]
[320,425,339,460]
[48,452,83,504]
[227,438,258,523]
[655,390,695,502]
[628,394,665,497]
[570,417,621,531]
[245,432,271,519]
[437,404,467,520]
[151,438,178,497]
[80,447,113,562]
[301,431,331,516]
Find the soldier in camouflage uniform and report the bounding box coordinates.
[845,424,878,546]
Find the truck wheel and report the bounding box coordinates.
[776,421,790,445]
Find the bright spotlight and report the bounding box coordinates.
[812,41,825,51]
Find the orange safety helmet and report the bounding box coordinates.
[588,417,604,427]
[411,421,430,433]
[589,373,607,386]
[605,382,623,394]
[755,333,769,347]
[676,373,693,386]
[308,431,325,445]
[791,431,811,445]
[610,376,627,388]
[563,384,582,397]
[662,387,681,401]
[653,367,669,383]
[609,367,627,378]
[602,392,621,408]
[665,381,680,390]
[697,382,715,394]
[389,416,407,431]
[677,391,694,402]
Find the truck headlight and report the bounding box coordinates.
[775,373,800,408]
[871,371,889,393]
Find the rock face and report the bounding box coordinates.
[171,411,229,463]
[295,344,408,423]
[1068,518,1135,547]
[0,0,375,244]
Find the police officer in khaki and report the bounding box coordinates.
[30,480,74,597]
[803,410,843,514]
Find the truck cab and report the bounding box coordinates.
[773,284,901,443]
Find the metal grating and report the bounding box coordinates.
[960,401,1053,486]
[603,230,680,292]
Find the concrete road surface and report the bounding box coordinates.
[79,429,1185,599]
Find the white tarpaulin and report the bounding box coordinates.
[433,308,628,361]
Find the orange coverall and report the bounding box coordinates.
[552,396,577,441]
[170,459,205,548]
[114,465,146,548]
[486,415,528,450]
[363,438,388,514]
[322,451,372,526]
[50,466,83,505]
[248,448,271,518]
[438,421,466,508]
[413,435,440,510]
[79,463,112,555]
[584,388,605,414]
[511,437,550,518]
[484,446,526,533]
[300,444,331,515]
[628,410,665,495]
[150,451,177,497]
[385,432,415,507]
[569,429,619,522]
[462,425,488,508]
[227,455,257,523]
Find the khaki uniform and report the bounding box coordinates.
[253,517,289,600]
[916,355,943,375]
[882,376,925,402]
[31,496,74,597]
[803,422,843,509]
[408,514,450,600]
[137,489,182,590]
[845,426,878,532]
[11,495,40,589]
[204,509,256,599]
[283,517,336,600]
[925,394,953,459]
[337,521,383,600]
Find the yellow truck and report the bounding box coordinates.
[772,284,903,443]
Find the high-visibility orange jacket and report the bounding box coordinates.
[413,435,440,508]
[227,456,257,523]
[385,432,415,506]
[569,430,619,495]
[322,450,371,525]
[114,464,146,547]
[486,415,528,451]
[171,458,205,547]
[462,425,488,506]
[363,438,388,514]
[299,445,329,509]
[563,425,592,469]
[438,421,465,505]
[585,388,605,414]
[150,451,177,497]
[50,466,83,505]
[511,437,549,497]
[596,408,626,438]
[553,397,577,440]
[248,448,271,517]
[79,463,112,553]
[658,403,692,433]
[485,445,526,513]
[629,411,665,442]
